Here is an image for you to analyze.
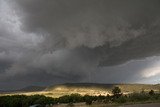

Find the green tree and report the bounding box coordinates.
[112,87,122,98]
[149,90,155,96]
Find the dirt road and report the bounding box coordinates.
[119,103,160,107]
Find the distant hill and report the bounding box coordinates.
[46,83,160,92]
[0,90,6,93]
[44,83,160,97]
[46,83,114,91]
[1,83,160,98]
[17,86,46,92]
[0,86,46,94]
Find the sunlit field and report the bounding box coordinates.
[1,84,160,107]
[1,84,160,98]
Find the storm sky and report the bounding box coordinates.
[0,0,160,90]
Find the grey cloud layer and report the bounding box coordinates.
[0,0,160,90]
[14,0,152,49]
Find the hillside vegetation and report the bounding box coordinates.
[1,83,160,98]
[44,83,160,96]
[1,87,160,107]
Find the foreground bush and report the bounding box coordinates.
[129,93,150,102]
[0,95,55,107]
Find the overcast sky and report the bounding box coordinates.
[0,0,160,90]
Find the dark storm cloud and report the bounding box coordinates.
[13,0,160,57]
[0,0,160,89]
[14,0,151,49]
[100,28,160,66]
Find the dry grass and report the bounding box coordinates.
[1,84,160,98]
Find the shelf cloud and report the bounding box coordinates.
[0,0,160,90]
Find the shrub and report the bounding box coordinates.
[83,95,93,105]
[0,95,55,107]
[129,93,150,102]
[115,96,127,103]
[149,90,155,96]
[112,87,122,98]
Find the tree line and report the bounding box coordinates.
[0,87,160,107]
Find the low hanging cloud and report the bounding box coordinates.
[0,0,160,90]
